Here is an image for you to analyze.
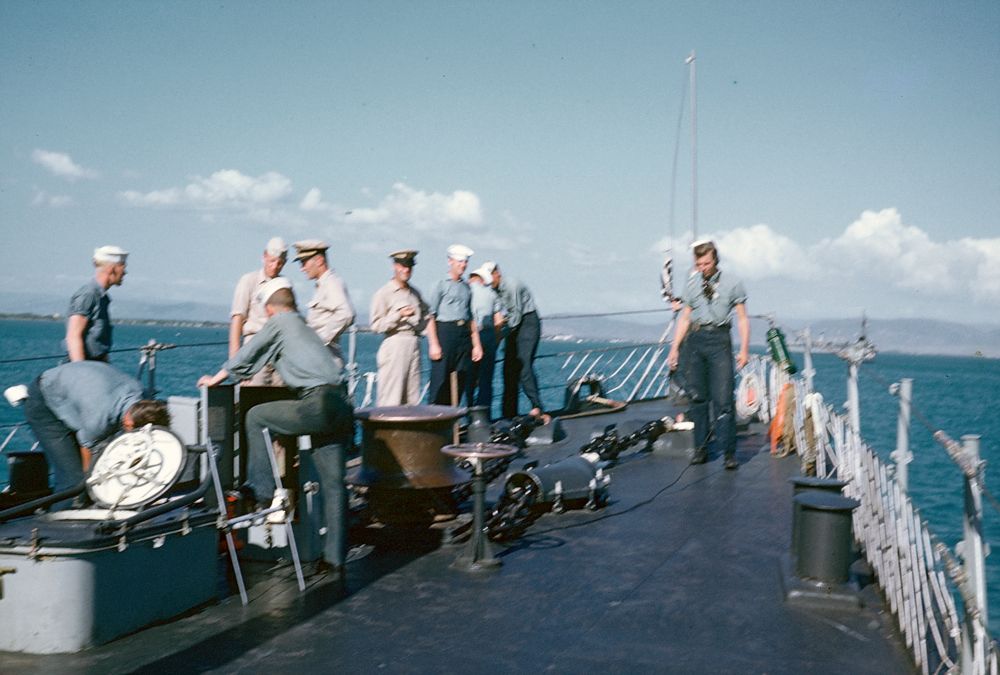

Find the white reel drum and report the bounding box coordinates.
[85,426,187,510]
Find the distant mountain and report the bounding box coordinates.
[1,291,997,358]
[0,291,229,324]
[541,314,999,358]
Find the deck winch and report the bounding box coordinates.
[485,416,673,540]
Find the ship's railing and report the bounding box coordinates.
[777,335,999,675]
[352,309,677,409]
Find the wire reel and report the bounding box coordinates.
[86,426,187,509]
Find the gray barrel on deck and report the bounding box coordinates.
[789,477,849,558]
[794,490,859,583]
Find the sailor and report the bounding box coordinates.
[667,240,749,470]
[293,239,356,363]
[468,262,504,412]
[198,278,354,576]
[228,237,288,386]
[491,263,548,422]
[65,245,128,362]
[369,249,429,406]
[23,360,170,498]
[425,244,483,406]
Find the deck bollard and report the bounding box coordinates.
[788,476,848,560]
[794,491,859,583]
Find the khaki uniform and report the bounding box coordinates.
[306,269,355,363]
[369,279,428,406]
[230,269,284,386]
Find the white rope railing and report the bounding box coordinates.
[776,364,995,675]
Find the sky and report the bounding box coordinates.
[1,1,998,327]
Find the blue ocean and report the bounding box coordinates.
[1,318,998,628]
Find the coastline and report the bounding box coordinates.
[2,312,997,359]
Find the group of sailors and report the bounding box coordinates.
[17,238,551,578]
[227,237,548,421]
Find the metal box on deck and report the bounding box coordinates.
[0,509,218,654]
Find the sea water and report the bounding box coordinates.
[1,318,998,628]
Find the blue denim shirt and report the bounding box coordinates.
[65,279,112,359]
[678,269,747,327]
[38,361,143,447]
[470,283,501,328]
[497,277,537,328]
[427,277,472,322]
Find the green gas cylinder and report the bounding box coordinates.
[766,326,798,374]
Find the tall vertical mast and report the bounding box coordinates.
[686,50,697,241]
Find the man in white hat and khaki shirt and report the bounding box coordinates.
[369,250,428,406]
[229,237,288,386]
[65,245,129,362]
[293,240,356,363]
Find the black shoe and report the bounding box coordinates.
[689,450,708,465]
[313,559,344,580]
[724,456,739,470]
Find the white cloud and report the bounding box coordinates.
[824,208,958,293]
[120,169,293,209]
[345,182,483,232]
[31,149,99,181]
[959,236,1000,303]
[715,224,814,281]
[299,187,348,216]
[31,189,74,208]
[656,208,1000,318]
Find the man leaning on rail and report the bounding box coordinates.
[198,277,354,578]
[667,240,749,470]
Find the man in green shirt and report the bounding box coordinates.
[198,278,354,575]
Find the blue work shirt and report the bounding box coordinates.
[38,361,143,448]
[470,283,501,329]
[427,277,473,322]
[65,280,112,359]
[497,277,537,328]
[224,310,345,390]
[678,269,747,327]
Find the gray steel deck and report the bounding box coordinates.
[1,399,913,674]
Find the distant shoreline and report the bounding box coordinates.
[0,312,227,329]
[2,312,995,359]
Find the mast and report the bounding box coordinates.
[685,50,697,241]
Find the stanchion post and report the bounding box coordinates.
[959,434,988,675]
[890,378,913,491]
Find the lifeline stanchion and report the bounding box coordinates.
[200,386,248,606]
[261,428,306,592]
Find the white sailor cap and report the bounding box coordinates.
[690,238,715,249]
[447,244,474,262]
[265,237,288,258]
[93,245,128,265]
[470,262,495,281]
[256,276,293,304]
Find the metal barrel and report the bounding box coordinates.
[788,477,848,559]
[793,491,859,583]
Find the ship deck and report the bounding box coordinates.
[1,399,913,674]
